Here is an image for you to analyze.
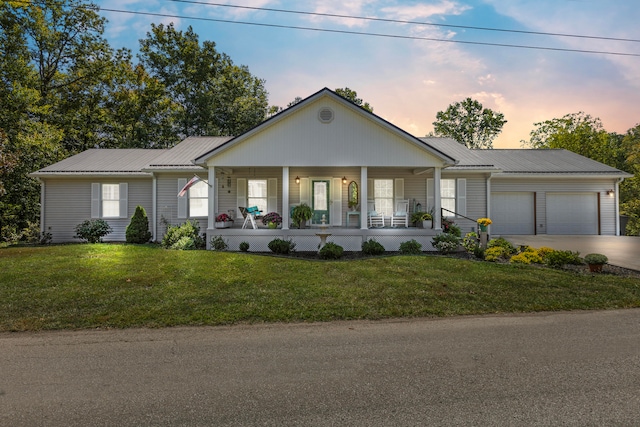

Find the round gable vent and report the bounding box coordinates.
[318,107,334,123]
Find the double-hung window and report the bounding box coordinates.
[374,179,394,216]
[189,181,208,217]
[248,179,268,214]
[92,183,127,219]
[441,179,456,217]
[102,184,120,218]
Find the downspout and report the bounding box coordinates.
[39,178,45,237]
[486,173,492,234]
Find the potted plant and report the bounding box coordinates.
[584,253,608,273]
[411,212,432,229]
[348,199,358,211]
[477,217,492,232]
[262,212,282,229]
[292,203,313,229]
[215,213,233,228]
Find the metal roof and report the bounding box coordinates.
[146,136,232,169]
[31,149,166,175]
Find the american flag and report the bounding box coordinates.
[178,176,200,197]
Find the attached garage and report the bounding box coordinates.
[491,192,535,235]
[547,192,598,235]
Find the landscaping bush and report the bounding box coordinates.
[484,246,511,262]
[510,251,542,265]
[126,205,152,244]
[319,242,344,259]
[210,235,228,251]
[432,233,460,254]
[399,239,422,255]
[162,220,205,250]
[584,253,608,265]
[239,241,250,252]
[74,219,113,243]
[362,238,385,256]
[462,232,479,253]
[544,250,583,268]
[487,237,517,255]
[268,238,296,254]
[171,236,196,250]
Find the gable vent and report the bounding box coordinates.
[318,107,334,123]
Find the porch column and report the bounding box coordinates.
[360,167,368,229]
[434,167,442,231]
[282,167,290,230]
[152,175,157,241]
[208,166,216,229]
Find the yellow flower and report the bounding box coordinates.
[477,217,492,226]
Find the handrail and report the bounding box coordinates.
[441,207,477,223]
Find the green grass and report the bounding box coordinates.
[1,244,639,331]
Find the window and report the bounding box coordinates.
[248,179,268,214]
[374,179,394,216]
[441,179,456,216]
[189,181,208,217]
[92,183,127,219]
[102,184,120,218]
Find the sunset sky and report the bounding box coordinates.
[95,0,640,148]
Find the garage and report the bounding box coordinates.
[547,193,598,235]
[491,192,535,235]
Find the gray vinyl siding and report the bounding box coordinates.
[156,173,207,238]
[43,178,152,243]
[491,177,618,235]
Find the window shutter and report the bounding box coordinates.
[91,183,100,218]
[267,178,277,213]
[300,178,310,205]
[394,178,404,202]
[331,177,342,225]
[119,183,128,219]
[426,178,434,212]
[236,178,247,213]
[367,179,373,199]
[177,178,187,219]
[457,178,467,217]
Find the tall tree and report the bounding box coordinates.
[138,23,268,138]
[433,98,506,149]
[334,87,374,112]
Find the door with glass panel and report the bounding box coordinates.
[311,180,330,224]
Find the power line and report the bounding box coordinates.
[97,6,640,57]
[164,0,640,44]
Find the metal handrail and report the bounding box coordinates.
[441,207,477,223]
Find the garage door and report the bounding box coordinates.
[491,192,535,235]
[547,193,598,235]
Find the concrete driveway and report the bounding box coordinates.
[502,235,640,271]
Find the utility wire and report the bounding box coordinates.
[97,7,640,57]
[164,0,640,44]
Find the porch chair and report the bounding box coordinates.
[367,200,385,228]
[390,199,410,228]
[239,206,262,229]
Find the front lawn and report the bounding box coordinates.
[1,244,639,331]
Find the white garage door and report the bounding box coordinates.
[547,193,598,235]
[491,192,535,235]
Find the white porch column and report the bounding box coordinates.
[208,166,216,229]
[434,167,442,231]
[152,175,157,241]
[360,167,368,229]
[486,174,492,234]
[282,167,290,230]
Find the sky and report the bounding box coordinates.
[94,0,640,148]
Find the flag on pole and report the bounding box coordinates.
[178,176,200,197]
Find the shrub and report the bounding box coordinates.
[536,246,555,260]
[362,238,385,256]
[319,242,344,259]
[432,233,460,254]
[399,239,422,255]
[239,241,250,252]
[584,253,608,265]
[544,250,583,268]
[126,205,152,244]
[487,237,517,255]
[462,232,479,253]
[171,236,196,250]
[210,235,228,251]
[74,219,113,243]
[484,246,511,262]
[268,238,296,254]
[162,220,205,249]
[510,251,542,264]
[446,224,462,237]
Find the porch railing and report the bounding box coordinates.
[441,207,478,223]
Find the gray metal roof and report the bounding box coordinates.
[31,149,166,175]
[147,136,232,169]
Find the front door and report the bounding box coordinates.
[312,180,330,224]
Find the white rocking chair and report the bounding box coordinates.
[390,199,410,228]
[367,200,385,228]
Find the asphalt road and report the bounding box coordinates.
[2,309,640,426]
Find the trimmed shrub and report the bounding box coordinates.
[239,241,250,252]
[74,219,113,243]
[584,253,608,265]
[462,232,480,253]
[432,233,460,254]
[210,235,228,251]
[268,238,296,254]
[544,250,583,268]
[319,242,344,259]
[399,239,422,255]
[484,246,511,262]
[487,237,517,255]
[126,205,152,244]
[362,238,385,256]
[162,220,205,249]
[510,251,542,264]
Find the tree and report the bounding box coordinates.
[138,23,269,138]
[334,87,373,112]
[126,205,152,243]
[432,98,506,149]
